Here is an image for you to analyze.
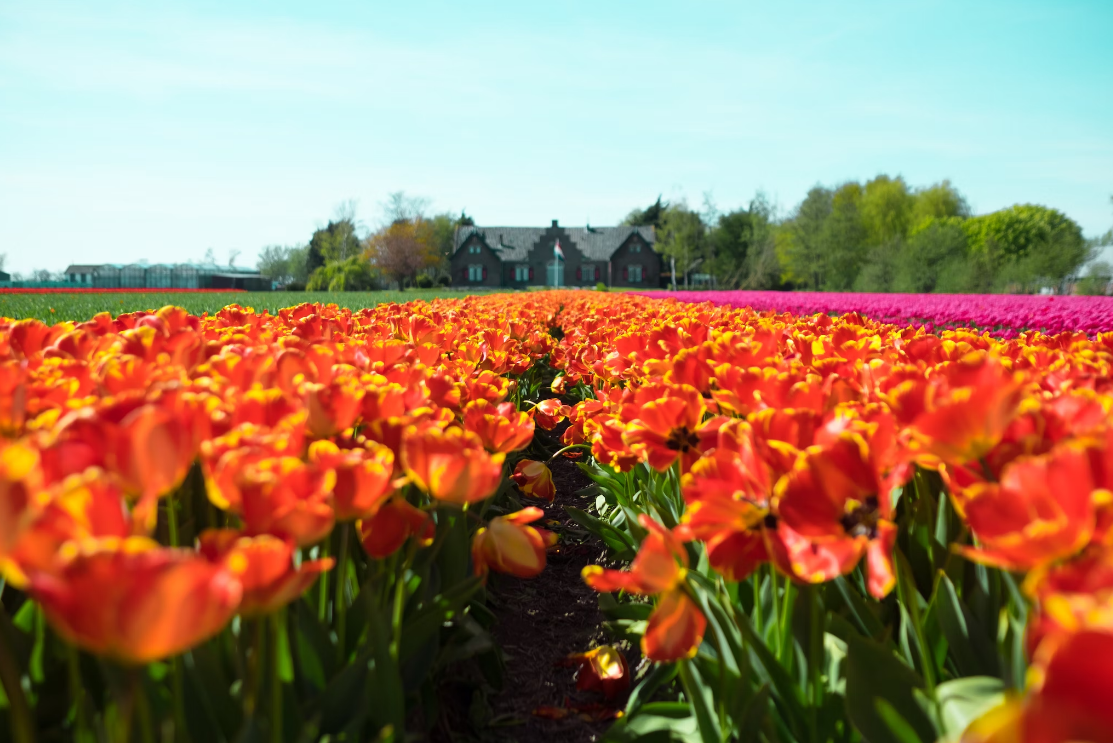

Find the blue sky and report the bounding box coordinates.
[1,0,1110,274]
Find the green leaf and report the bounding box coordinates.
[736,612,808,739]
[843,633,937,743]
[935,573,1000,678]
[678,659,724,743]
[625,662,679,717]
[935,677,1006,739]
[317,654,369,735]
[736,684,771,743]
[565,506,637,557]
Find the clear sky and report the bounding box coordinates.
[1,0,1111,274]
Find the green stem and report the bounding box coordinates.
[171,656,188,742]
[334,524,351,663]
[67,645,89,742]
[390,538,419,662]
[752,567,765,638]
[769,568,781,652]
[167,494,180,547]
[805,585,823,743]
[317,538,331,623]
[544,443,591,464]
[269,612,283,743]
[778,579,795,667]
[245,619,266,719]
[0,608,35,743]
[134,670,154,743]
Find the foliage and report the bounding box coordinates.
[415,274,434,289]
[656,205,709,288]
[257,244,310,286]
[306,255,379,291]
[624,196,669,230]
[366,218,443,288]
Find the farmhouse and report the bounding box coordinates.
[451,220,660,288]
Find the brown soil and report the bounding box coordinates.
[430,449,639,743]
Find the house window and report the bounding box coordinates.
[629,265,643,283]
[515,265,530,281]
[630,242,642,253]
[468,264,484,281]
[469,244,481,254]
[578,264,596,283]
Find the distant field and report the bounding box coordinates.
[0,289,502,323]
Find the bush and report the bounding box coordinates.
[415,274,434,289]
[437,274,452,287]
[595,282,608,292]
[284,281,306,291]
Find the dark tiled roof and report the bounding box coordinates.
[64,264,101,273]
[455,225,655,262]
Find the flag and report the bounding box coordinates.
[553,240,565,261]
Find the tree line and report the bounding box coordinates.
[626,179,1111,294]
[256,194,473,291]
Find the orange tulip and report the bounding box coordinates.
[462,400,535,453]
[1024,545,1113,657]
[568,645,630,700]
[906,355,1024,467]
[511,459,556,502]
[108,397,202,500]
[771,432,898,598]
[0,439,43,569]
[402,425,504,505]
[357,496,435,559]
[471,507,550,578]
[582,516,706,661]
[308,439,396,521]
[962,629,1113,743]
[4,469,134,587]
[28,537,241,664]
[199,529,333,618]
[303,375,364,439]
[530,398,568,431]
[623,385,713,472]
[234,457,336,547]
[956,443,1097,572]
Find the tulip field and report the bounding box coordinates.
[1,290,1112,743]
[635,289,1113,338]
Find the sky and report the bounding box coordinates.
[1,0,1111,275]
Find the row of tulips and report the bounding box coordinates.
[527,293,1113,743]
[635,289,1113,338]
[0,298,576,741]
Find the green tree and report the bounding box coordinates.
[911,180,971,225]
[708,208,753,286]
[892,219,968,293]
[822,182,868,290]
[624,196,669,230]
[860,175,914,246]
[656,204,707,288]
[778,186,832,290]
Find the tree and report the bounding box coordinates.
[892,219,968,293]
[624,196,669,230]
[912,180,971,225]
[366,218,441,288]
[380,192,431,225]
[306,255,377,291]
[740,192,784,290]
[778,186,833,290]
[656,204,707,289]
[860,175,914,247]
[822,182,869,291]
[257,245,309,285]
[708,209,753,286]
[227,249,241,267]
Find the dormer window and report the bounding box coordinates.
[469,244,481,254]
[630,242,642,253]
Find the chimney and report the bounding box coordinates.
[551,219,558,227]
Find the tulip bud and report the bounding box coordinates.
[511,459,556,502]
[471,507,548,579]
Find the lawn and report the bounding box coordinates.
[0,288,502,323]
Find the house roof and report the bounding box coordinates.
[64,264,100,273]
[455,225,655,262]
